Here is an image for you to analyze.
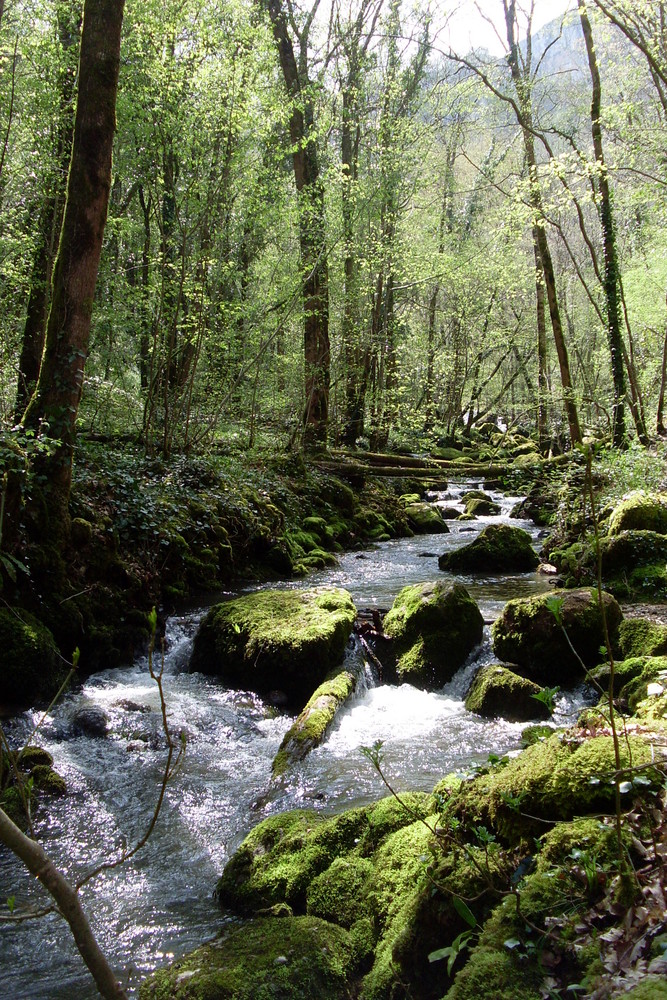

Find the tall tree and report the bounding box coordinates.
[578,0,627,445]
[262,0,331,451]
[19,0,125,540]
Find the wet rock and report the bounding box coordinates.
[189,588,357,706]
[464,497,501,516]
[0,607,64,706]
[403,502,449,534]
[383,581,484,689]
[492,588,623,687]
[465,664,551,722]
[438,524,539,574]
[70,704,110,737]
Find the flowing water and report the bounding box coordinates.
[0,483,582,999]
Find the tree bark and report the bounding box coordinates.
[20,0,125,539]
[14,1,80,422]
[0,807,128,999]
[503,0,582,446]
[262,0,330,452]
[578,0,626,445]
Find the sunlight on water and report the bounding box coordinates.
[0,481,572,999]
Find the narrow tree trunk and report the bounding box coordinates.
[657,294,667,435]
[20,0,125,541]
[0,807,128,997]
[578,0,626,445]
[14,1,80,421]
[503,0,582,446]
[533,234,549,451]
[263,0,330,452]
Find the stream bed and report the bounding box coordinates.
[0,483,583,998]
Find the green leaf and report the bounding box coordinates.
[428,947,452,964]
[503,937,521,950]
[7,895,15,913]
[452,895,477,928]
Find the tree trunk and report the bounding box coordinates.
[657,294,667,435]
[503,0,582,446]
[578,0,626,445]
[14,1,80,422]
[20,0,125,540]
[0,807,128,999]
[263,0,330,452]
[534,234,549,451]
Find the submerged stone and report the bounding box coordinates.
[383,582,484,689]
[491,588,622,686]
[189,588,356,705]
[438,524,539,573]
[465,664,551,722]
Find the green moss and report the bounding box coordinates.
[273,669,357,776]
[404,502,449,534]
[520,724,554,746]
[447,732,656,844]
[217,794,433,917]
[384,582,484,689]
[307,856,375,927]
[15,745,54,769]
[29,764,67,795]
[491,589,623,687]
[608,491,667,535]
[465,665,551,722]
[623,978,667,999]
[618,619,667,658]
[464,497,501,516]
[438,524,539,573]
[139,915,360,1000]
[0,607,65,704]
[444,948,541,1000]
[190,588,356,705]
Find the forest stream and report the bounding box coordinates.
[0,484,589,999]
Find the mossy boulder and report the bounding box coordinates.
[438,524,539,574]
[0,607,66,705]
[216,794,433,916]
[306,856,375,928]
[272,668,357,777]
[608,491,667,535]
[491,589,622,687]
[600,530,667,574]
[383,582,484,689]
[465,664,551,722]
[139,915,361,1000]
[510,483,556,527]
[404,502,449,534]
[189,589,356,705]
[446,731,658,843]
[618,618,667,659]
[464,497,501,517]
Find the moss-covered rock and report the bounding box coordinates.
[216,794,434,917]
[608,491,667,535]
[383,582,484,689]
[464,497,501,517]
[306,856,375,928]
[446,731,658,843]
[139,915,361,1000]
[623,979,667,999]
[438,524,539,574]
[404,502,449,534]
[465,664,551,722]
[0,607,66,705]
[491,589,622,687]
[618,618,667,659]
[190,588,356,705]
[272,669,357,776]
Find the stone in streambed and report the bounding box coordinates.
[438,524,539,574]
[491,588,622,687]
[465,664,551,722]
[189,588,356,706]
[383,582,483,689]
